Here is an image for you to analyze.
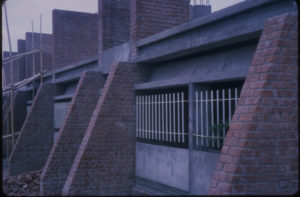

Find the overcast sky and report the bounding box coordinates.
[2,0,244,52]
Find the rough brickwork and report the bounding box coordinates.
[2,90,31,159]
[208,12,298,195]
[62,62,147,195]
[40,71,105,195]
[53,10,98,69]
[8,83,55,176]
[25,33,53,78]
[98,0,130,69]
[3,51,19,86]
[17,39,26,81]
[130,0,190,58]
[99,0,130,50]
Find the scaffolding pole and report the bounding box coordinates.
[40,14,43,83]
[2,49,42,63]
[32,21,35,100]
[4,2,15,148]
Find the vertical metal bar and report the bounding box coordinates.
[182,92,184,143]
[235,88,238,107]
[196,91,199,145]
[155,94,157,140]
[169,93,172,142]
[229,89,232,123]
[173,93,176,142]
[211,90,214,148]
[151,95,154,139]
[139,96,141,138]
[166,93,168,141]
[4,3,15,148]
[158,94,161,141]
[177,93,180,143]
[162,94,165,141]
[142,96,144,138]
[205,91,209,147]
[216,90,220,148]
[32,21,35,99]
[145,96,147,139]
[40,14,43,83]
[136,96,138,137]
[222,89,225,140]
[200,91,203,146]
[148,95,151,139]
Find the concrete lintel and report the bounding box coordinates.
[136,26,261,63]
[134,76,245,90]
[135,0,294,63]
[136,0,283,47]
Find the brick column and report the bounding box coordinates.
[8,83,55,176]
[52,10,98,69]
[130,0,190,59]
[208,12,298,195]
[62,62,147,195]
[40,71,105,195]
[25,33,53,78]
[98,0,130,69]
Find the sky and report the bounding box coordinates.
[2,0,244,52]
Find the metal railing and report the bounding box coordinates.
[136,92,188,144]
[194,88,240,149]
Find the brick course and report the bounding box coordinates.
[8,83,55,176]
[40,71,105,195]
[62,62,147,195]
[208,12,298,195]
[53,10,98,69]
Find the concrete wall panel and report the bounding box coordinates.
[136,142,189,191]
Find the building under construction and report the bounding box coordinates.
[2,0,298,195]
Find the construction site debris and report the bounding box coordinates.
[2,170,41,196]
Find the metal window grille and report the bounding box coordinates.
[194,87,240,150]
[136,91,188,146]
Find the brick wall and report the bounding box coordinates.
[2,90,31,159]
[3,51,19,86]
[208,12,298,195]
[99,0,130,50]
[17,39,26,81]
[130,0,190,58]
[62,62,147,195]
[40,71,105,195]
[25,33,53,78]
[98,0,130,69]
[53,10,98,69]
[8,83,55,176]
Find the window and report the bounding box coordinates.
[193,81,243,151]
[136,87,189,148]
[53,100,71,141]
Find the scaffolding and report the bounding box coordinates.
[2,2,46,158]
